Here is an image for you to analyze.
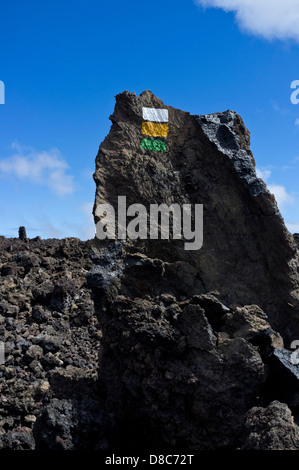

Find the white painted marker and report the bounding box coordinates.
[142,107,168,123]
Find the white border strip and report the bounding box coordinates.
[142,107,168,123]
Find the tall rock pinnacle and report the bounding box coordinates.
[93,90,299,341]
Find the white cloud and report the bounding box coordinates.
[0,143,75,196]
[268,184,296,208]
[195,0,299,42]
[295,118,299,126]
[256,167,271,182]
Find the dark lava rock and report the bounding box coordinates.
[88,90,299,450]
[93,90,299,343]
[0,236,111,450]
[18,227,27,242]
[242,401,299,450]
[94,293,267,450]
[269,348,299,409]
[2,90,299,451]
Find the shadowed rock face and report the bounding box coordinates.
[1,235,298,451]
[88,90,299,450]
[93,90,299,341]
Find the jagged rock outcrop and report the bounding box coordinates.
[89,90,299,450]
[91,292,268,449]
[93,90,299,342]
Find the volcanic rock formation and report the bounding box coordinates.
[1,90,299,450]
[93,90,299,341]
[90,90,299,450]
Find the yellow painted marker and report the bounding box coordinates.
[142,121,169,138]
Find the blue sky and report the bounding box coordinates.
[0,0,299,239]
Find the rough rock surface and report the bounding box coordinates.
[89,90,299,450]
[1,232,298,450]
[93,90,299,342]
[1,90,299,450]
[0,236,117,450]
[242,401,299,450]
[91,290,267,449]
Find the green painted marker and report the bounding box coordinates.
[140,138,167,152]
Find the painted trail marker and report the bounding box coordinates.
[141,107,169,152]
[142,121,169,138]
[142,107,168,123]
[140,138,167,152]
